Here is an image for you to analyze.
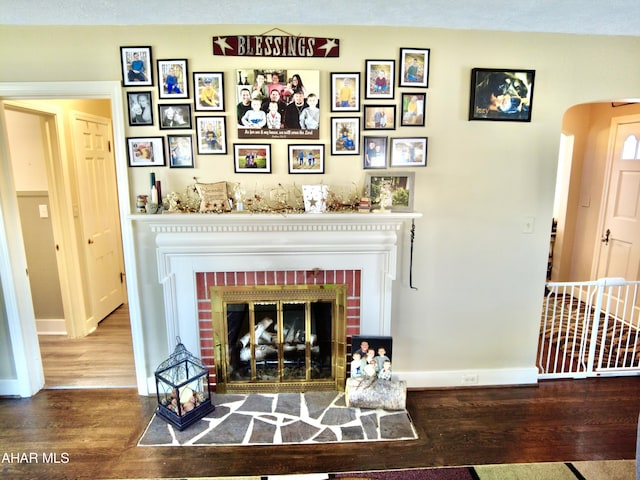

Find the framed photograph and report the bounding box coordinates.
[330,72,360,112]
[362,136,388,169]
[120,46,153,86]
[331,117,360,155]
[158,104,192,129]
[126,137,164,167]
[288,144,325,174]
[365,60,394,100]
[399,48,430,88]
[401,93,426,127]
[469,68,535,122]
[195,116,227,155]
[390,137,428,167]
[157,59,189,99]
[365,172,415,212]
[233,144,272,173]
[363,105,396,130]
[127,91,153,126]
[351,335,393,373]
[193,72,224,111]
[167,134,194,168]
[235,69,320,140]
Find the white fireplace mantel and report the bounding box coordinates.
[141,211,420,233]
[135,212,421,356]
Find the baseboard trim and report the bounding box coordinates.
[395,367,539,389]
[0,379,21,397]
[36,318,67,335]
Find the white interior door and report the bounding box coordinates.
[596,115,640,282]
[72,112,125,326]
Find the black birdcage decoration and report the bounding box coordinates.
[154,338,215,430]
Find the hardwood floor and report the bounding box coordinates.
[38,304,137,388]
[0,377,638,479]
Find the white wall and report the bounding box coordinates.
[1,24,639,388]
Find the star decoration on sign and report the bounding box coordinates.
[318,38,338,57]
[214,37,233,55]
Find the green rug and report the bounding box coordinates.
[334,461,636,479]
[106,459,636,479]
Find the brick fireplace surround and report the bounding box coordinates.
[195,269,362,384]
[150,212,419,391]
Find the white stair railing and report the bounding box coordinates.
[538,278,640,379]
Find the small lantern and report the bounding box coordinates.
[154,338,215,430]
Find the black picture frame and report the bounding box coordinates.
[127,91,153,126]
[363,105,396,130]
[390,137,428,167]
[365,60,395,100]
[158,104,192,130]
[233,144,272,173]
[195,116,227,155]
[288,144,325,174]
[330,72,360,112]
[362,135,388,169]
[126,137,165,167]
[469,68,535,122]
[400,92,426,127]
[157,59,189,99]
[167,134,195,168]
[330,117,360,155]
[399,48,430,88]
[120,46,153,87]
[193,72,224,111]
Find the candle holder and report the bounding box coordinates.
[146,202,159,214]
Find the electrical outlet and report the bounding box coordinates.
[461,373,479,385]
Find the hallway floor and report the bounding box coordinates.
[38,304,136,388]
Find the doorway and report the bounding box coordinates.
[0,81,145,397]
[551,101,640,284]
[4,99,131,388]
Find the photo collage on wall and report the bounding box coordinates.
[120,43,432,179]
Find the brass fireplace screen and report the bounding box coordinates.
[211,285,347,393]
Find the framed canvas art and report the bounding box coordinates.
[469,68,535,122]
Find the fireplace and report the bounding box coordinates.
[210,285,347,393]
[151,212,419,393]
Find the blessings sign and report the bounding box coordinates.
[212,35,340,57]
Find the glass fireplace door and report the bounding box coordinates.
[212,285,346,393]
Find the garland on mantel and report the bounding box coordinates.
[162,178,363,214]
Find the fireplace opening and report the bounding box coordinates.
[211,285,347,393]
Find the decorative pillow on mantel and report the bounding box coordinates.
[194,182,231,213]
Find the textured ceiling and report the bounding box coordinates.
[1,0,639,36]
